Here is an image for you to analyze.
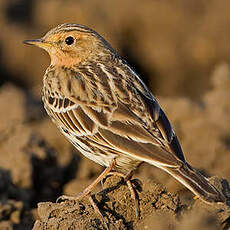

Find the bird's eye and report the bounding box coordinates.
[65,36,75,45]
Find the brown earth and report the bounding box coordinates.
[1,1,230,229]
[0,64,230,229]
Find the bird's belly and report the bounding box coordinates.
[72,139,116,167]
[58,125,141,173]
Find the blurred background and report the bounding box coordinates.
[1,0,230,229]
[1,0,230,99]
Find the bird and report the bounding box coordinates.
[23,23,225,221]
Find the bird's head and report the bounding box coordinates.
[23,23,114,67]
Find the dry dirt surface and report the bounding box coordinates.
[0,64,230,229]
[1,1,230,229]
[32,177,230,230]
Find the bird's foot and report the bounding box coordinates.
[56,194,82,203]
[56,163,116,230]
[103,171,140,219]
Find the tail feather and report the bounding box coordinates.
[162,163,225,203]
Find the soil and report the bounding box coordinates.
[1,1,230,229]
[0,64,229,229]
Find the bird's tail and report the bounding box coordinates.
[162,162,225,203]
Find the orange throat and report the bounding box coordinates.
[49,47,81,67]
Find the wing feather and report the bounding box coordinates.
[81,106,109,127]
[71,107,96,133]
[117,63,186,163]
[43,63,186,167]
[66,110,87,135]
[155,109,185,162]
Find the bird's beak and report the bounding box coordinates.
[23,38,51,50]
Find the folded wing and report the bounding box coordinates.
[43,63,186,169]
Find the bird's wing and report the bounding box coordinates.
[126,65,186,163]
[43,63,185,167]
[96,61,186,164]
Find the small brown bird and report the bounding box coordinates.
[24,23,224,219]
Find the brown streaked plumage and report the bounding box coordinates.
[23,23,225,221]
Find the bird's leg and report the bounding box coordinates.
[56,161,115,229]
[105,170,140,219]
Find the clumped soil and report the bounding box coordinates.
[0,64,230,229]
[1,1,230,229]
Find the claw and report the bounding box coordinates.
[101,174,113,188]
[107,171,140,219]
[56,195,77,203]
[88,195,109,230]
[54,163,115,229]
[56,195,67,203]
[127,180,140,219]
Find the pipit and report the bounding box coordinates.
[24,23,225,221]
